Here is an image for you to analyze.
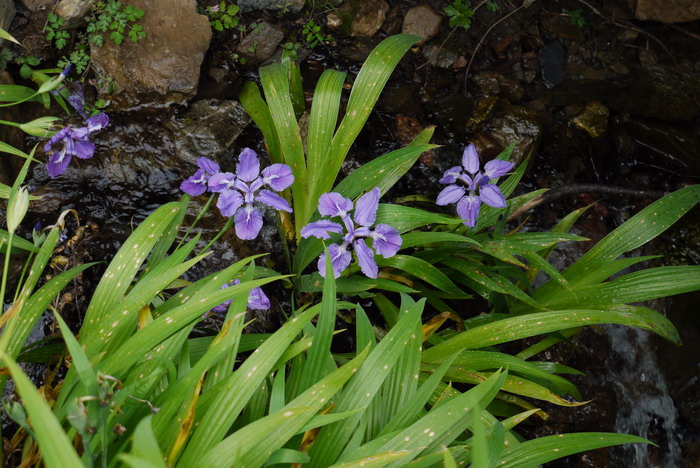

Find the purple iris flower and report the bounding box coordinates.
[436,144,514,227]
[207,148,294,240]
[300,188,402,279]
[44,113,110,178]
[180,157,221,196]
[207,279,270,316]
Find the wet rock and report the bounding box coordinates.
[55,0,95,27]
[401,5,442,45]
[238,0,304,13]
[164,99,251,165]
[235,21,284,64]
[381,85,420,115]
[627,65,700,121]
[326,0,388,37]
[479,105,542,165]
[17,0,54,11]
[540,12,585,41]
[538,40,566,88]
[89,0,211,111]
[422,44,460,69]
[572,101,609,138]
[473,71,524,102]
[0,0,15,33]
[638,48,658,67]
[633,0,700,23]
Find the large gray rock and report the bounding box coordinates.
[55,0,96,27]
[90,0,211,111]
[327,0,388,37]
[632,0,700,23]
[238,0,304,13]
[401,5,442,45]
[235,21,284,64]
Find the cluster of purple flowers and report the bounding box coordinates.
[436,143,514,227]
[180,148,294,240]
[207,279,270,317]
[301,188,402,279]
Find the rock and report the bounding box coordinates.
[571,101,609,138]
[422,44,460,68]
[401,5,442,45]
[633,0,700,23]
[540,12,585,41]
[480,105,542,165]
[538,40,566,88]
[238,0,304,13]
[164,99,251,165]
[89,0,211,111]
[626,65,700,121]
[0,0,15,33]
[473,71,525,102]
[55,0,96,27]
[326,0,388,37]
[235,21,284,64]
[17,0,54,11]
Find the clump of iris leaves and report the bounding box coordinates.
[1,32,700,468]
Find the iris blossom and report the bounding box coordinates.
[44,113,110,178]
[208,279,270,316]
[180,157,221,196]
[301,188,402,279]
[436,144,514,227]
[207,148,294,240]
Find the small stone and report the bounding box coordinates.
[422,44,459,69]
[235,21,284,63]
[572,101,609,138]
[326,0,388,37]
[55,0,97,27]
[401,5,443,45]
[608,62,629,75]
[238,0,305,13]
[540,12,585,41]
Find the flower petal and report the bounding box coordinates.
[456,194,481,227]
[234,206,264,240]
[180,171,208,196]
[258,189,292,212]
[439,166,463,184]
[217,190,243,217]
[354,187,380,227]
[300,220,344,239]
[86,113,109,133]
[318,243,351,278]
[436,184,465,206]
[73,139,95,159]
[483,159,514,179]
[479,183,507,208]
[318,192,353,218]
[371,224,402,257]
[353,239,378,278]
[236,148,260,182]
[197,157,220,175]
[208,172,236,193]
[462,144,480,175]
[47,149,72,178]
[262,164,294,191]
[247,287,270,310]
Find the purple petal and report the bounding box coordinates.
[45,127,72,152]
[86,113,109,133]
[318,192,353,218]
[483,159,514,179]
[258,189,292,212]
[47,149,72,178]
[262,164,294,191]
[181,179,207,196]
[371,224,402,258]
[354,188,380,227]
[436,184,465,206]
[236,148,260,182]
[353,239,378,278]
[439,166,463,185]
[479,183,507,208]
[247,287,270,310]
[318,243,352,279]
[456,194,481,227]
[197,157,220,175]
[300,220,344,239]
[217,190,244,217]
[210,301,231,315]
[234,206,264,240]
[208,172,236,193]
[73,139,95,159]
[462,144,480,175]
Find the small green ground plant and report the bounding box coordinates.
[1,31,700,467]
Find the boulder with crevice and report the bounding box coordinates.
[89,0,211,111]
[326,0,388,37]
[401,5,442,45]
